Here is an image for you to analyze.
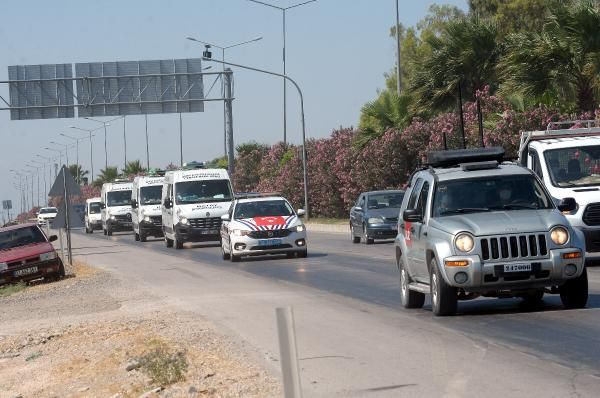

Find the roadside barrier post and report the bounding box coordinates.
[276,307,303,398]
[59,228,65,260]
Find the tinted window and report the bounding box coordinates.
[366,192,404,209]
[407,178,423,209]
[545,145,600,187]
[107,190,132,207]
[175,180,232,204]
[0,226,47,250]
[415,182,430,217]
[433,175,553,217]
[234,200,294,219]
[89,203,101,214]
[140,186,163,205]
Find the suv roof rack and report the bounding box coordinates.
[235,192,282,200]
[427,147,505,168]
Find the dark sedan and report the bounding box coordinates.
[350,190,405,244]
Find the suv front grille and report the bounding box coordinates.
[150,216,162,226]
[249,229,291,239]
[583,203,600,226]
[480,234,548,261]
[188,217,221,230]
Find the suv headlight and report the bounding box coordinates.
[233,229,250,236]
[455,233,474,252]
[40,251,57,261]
[551,226,569,245]
[290,225,305,232]
[368,217,384,225]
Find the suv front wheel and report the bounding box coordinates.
[400,260,425,309]
[560,267,588,309]
[430,258,457,316]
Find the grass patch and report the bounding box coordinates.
[305,217,347,225]
[138,339,188,387]
[0,282,26,297]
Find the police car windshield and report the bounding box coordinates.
[140,186,162,205]
[234,200,294,219]
[0,226,47,250]
[89,203,101,214]
[175,180,232,204]
[433,175,553,217]
[545,145,600,187]
[107,191,132,207]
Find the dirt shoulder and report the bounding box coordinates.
[0,262,279,397]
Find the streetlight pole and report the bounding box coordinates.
[70,125,100,181]
[85,116,121,170]
[50,141,69,166]
[37,154,55,184]
[60,132,88,184]
[26,165,41,207]
[247,0,317,145]
[44,147,63,171]
[186,36,263,156]
[31,160,47,205]
[123,116,127,169]
[395,0,401,94]
[203,57,310,219]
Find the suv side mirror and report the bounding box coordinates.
[221,214,230,221]
[131,199,138,209]
[48,235,58,242]
[403,209,422,223]
[558,197,577,213]
[297,209,306,217]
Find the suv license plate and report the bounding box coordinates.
[14,266,38,277]
[504,263,531,273]
[258,239,282,247]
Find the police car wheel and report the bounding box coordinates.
[400,261,425,309]
[165,236,173,248]
[134,233,140,241]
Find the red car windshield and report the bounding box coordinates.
[0,226,47,250]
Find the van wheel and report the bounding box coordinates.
[165,236,173,248]
[103,228,107,236]
[140,233,147,242]
[560,267,588,309]
[134,233,140,241]
[430,258,457,316]
[400,261,425,309]
[107,227,113,236]
[174,236,184,250]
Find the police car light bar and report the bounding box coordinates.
[427,147,505,168]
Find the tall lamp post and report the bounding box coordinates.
[69,125,99,181]
[202,56,310,219]
[25,165,39,208]
[84,116,121,170]
[44,147,64,169]
[50,141,69,166]
[247,0,317,145]
[10,170,25,213]
[186,36,263,156]
[31,160,48,204]
[37,154,57,181]
[60,132,88,184]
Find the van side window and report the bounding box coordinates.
[531,152,544,179]
[407,178,423,209]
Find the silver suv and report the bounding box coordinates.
[395,148,588,316]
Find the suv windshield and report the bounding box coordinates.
[107,190,132,207]
[39,208,57,214]
[175,180,232,204]
[433,175,553,217]
[367,192,404,209]
[545,145,600,187]
[234,200,294,219]
[140,186,162,205]
[89,202,101,214]
[0,226,47,250]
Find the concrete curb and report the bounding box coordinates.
[305,222,348,234]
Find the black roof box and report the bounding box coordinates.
[427,147,505,168]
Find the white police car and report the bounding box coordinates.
[220,194,307,262]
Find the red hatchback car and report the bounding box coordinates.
[0,223,64,285]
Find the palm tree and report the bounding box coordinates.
[410,16,500,115]
[122,160,146,176]
[93,166,119,188]
[500,1,600,112]
[358,90,411,146]
[68,164,89,185]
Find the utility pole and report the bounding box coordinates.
[224,69,235,175]
[395,0,402,94]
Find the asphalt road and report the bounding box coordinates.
[74,228,600,395]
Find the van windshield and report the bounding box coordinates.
[0,226,47,250]
[545,145,600,187]
[433,175,553,217]
[39,208,57,214]
[175,180,232,204]
[107,190,132,207]
[89,203,101,214]
[140,186,162,205]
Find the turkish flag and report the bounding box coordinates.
[253,216,286,227]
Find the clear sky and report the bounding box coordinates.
[0,0,466,216]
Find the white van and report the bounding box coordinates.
[84,197,102,233]
[161,165,233,249]
[519,120,600,263]
[100,180,134,236]
[132,175,165,242]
